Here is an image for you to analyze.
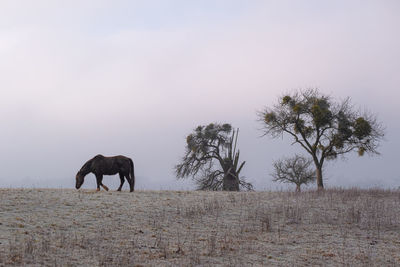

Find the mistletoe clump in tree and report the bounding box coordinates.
[175,123,253,191]
[259,88,384,190]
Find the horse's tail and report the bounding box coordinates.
[129,158,135,192]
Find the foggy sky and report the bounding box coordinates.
[1,1,399,190]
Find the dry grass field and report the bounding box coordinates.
[0,188,399,266]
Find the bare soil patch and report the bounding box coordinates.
[1,188,399,266]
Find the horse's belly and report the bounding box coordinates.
[103,170,119,175]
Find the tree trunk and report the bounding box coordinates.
[295,184,301,192]
[316,165,324,190]
[312,156,324,190]
[222,171,239,191]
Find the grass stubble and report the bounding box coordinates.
[0,188,399,266]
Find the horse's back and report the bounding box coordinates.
[91,155,131,175]
[113,155,131,161]
[113,155,132,170]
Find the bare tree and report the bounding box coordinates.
[271,155,315,192]
[175,123,253,191]
[258,88,384,190]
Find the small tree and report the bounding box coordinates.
[259,88,384,190]
[175,123,253,191]
[271,154,315,192]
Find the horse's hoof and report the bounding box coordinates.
[96,188,100,192]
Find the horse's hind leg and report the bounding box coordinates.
[127,174,134,192]
[117,173,124,191]
[123,171,133,192]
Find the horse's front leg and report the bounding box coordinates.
[95,175,109,191]
[95,175,102,191]
[101,184,109,191]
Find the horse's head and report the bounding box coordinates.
[75,172,85,189]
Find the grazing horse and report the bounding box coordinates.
[76,154,135,192]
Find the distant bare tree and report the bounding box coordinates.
[175,123,253,191]
[271,155,315,192]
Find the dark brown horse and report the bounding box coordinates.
[76,154,135,192]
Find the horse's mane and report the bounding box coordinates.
[92,154,104,160]
[79,154,104,175]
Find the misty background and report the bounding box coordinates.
[1,1,399,190]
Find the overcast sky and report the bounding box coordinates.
[1,1,399,190]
